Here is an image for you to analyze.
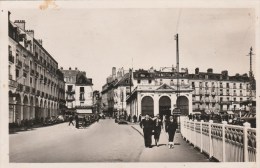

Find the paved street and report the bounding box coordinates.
[9,119,144,162]
[10,118,210,163]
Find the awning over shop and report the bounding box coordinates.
[76,109,93,114]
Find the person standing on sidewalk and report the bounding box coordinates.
[140,114,154,148]
[68,115,74,126]
[165,115,178,149]
[153,114,163,147]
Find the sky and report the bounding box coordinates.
[9,8,256,91]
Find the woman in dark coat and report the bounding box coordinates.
[165,115,178,149]
[153,114,163,147]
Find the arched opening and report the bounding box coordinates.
[176,96,189,115]
[30,96,34,119]
[35,98,40,120]
[141,96,154,116]
[44,100,47,118]
[23,95,29,120]
[40,99,43,119]
[159,96,171,117]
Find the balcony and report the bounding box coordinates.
[220,85,223,88]
[66,90,75,94]
[24,85,30,93]
[36,90,41,96]
[9,54,14,63]
[31,88,36,95]
[219,101,232,105]
[35,71,39,78]
[75,105,92,109]
[9,80,18,88]
[17,83,23,92]
[16,60,22,68]
[66,96,75,101]
[233,93,237,96]
[41,92,45,98]
[233,86,237,89]
[30,69,35,75]
[45,93,49,99]
[24,64,29,72]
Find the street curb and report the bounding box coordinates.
[131,126,143,137]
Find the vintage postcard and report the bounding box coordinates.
[0,0,259,168]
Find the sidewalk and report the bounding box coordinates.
[131,124,211,162]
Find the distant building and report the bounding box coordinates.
[126,67,256,117]
[93,90,101,114]
[101,67,132,116]
[61,67,93,114]
[8,12,65,125]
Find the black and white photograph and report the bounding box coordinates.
[0,0,259,168]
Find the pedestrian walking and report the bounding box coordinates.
[75,114,79,129]
[165,115,178,149]
[68,115,74,126]
[133,115,137,123]
[138,114,142,122]
[153,114,163,147]
[140,114,154,148]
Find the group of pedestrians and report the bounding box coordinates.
[140,114,178,149]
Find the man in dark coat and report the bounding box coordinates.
[140,114,154,148]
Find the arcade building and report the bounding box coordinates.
[126,67,256,117]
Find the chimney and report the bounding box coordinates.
[14,20,26,30]
[37,39,42,46]
[69,67,71,70]
[207,68,213,73]
[195,68,199,74]
[60,67,63,70]
[112,67,116,76]
[75,67,78,70]
[26,30,34,38]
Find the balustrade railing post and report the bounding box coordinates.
[194,120,197,147]
[189,120,192,144]
[222,121,227,162]
[200,120,204,153]
[243,122,250,162]
[209,120,213,159]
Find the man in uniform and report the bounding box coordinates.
[140,114,154,148]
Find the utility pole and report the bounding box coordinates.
[247,47,254,113]
[129,68,132,121]
[175,34,180,108]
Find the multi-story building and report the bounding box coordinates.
[8,12,65,124]
[101,67,132,117]
[126,67,256,117]
[93,90,101,114]
[61,67,94,114]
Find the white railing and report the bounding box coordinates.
[180,118,256,162]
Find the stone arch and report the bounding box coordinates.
[159,96,171,117]
[30,96,34,119]
[176,96,189,115]
[141,96,154,116]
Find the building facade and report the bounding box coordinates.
[126,67,256,117]
[61,67,94,114]
[8,13,65,124]
[101,67,132,116]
